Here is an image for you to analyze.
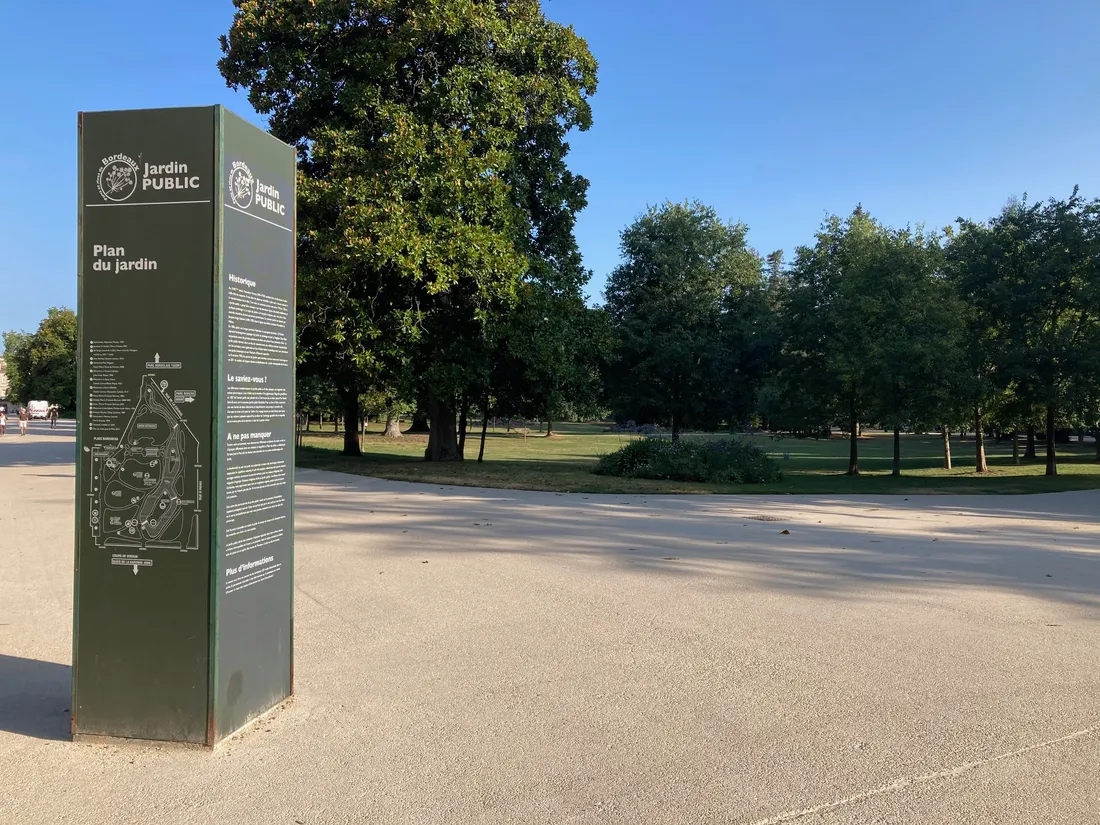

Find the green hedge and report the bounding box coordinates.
[593,436,782,484]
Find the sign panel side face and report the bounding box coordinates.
[289,139,297,698]
[73,112,86,730]
[215,111,296,739]
[207,104,227,747]
[75,107,216,742]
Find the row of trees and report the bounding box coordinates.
[7,191,1098,480]
[212,1,1099,475]
[604,194,1100,477]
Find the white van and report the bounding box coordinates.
[27,400,50,420]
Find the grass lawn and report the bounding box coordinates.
[295,421,1100,495]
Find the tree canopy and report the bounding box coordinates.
[2,307,78,409]
[604,201,764,440]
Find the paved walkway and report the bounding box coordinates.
[2,426,1098,824]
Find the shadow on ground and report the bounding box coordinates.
[0,437,76,467]
[0,655,71,741]
[295,471,1100,612]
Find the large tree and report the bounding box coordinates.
[604,200,762,440]
[2,307,78,410]
[219,0,597,460]
[717,276,781,430]
[773,208,882,474]
[861,227,965,476]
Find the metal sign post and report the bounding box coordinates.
[74,106,296,746]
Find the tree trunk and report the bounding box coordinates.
[406,408,430,434]
[974,405,988,473]
[382,409,403,438]
[1025,424,1036,459]
[305,415,311,432]
[847,408,860,476]
[671,412,682,442]
[942,426,952,470]
[1012,431,1020,465]
[424,393,460,461]
[338,389,362,457]
[1045,404,1057,476]
[892,424,901,476]
[457,396,470,460]
[477,397,490,464]
[545,411,554,437]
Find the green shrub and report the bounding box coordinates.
[594,436,782,484]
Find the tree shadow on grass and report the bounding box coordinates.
[0,655,71,741]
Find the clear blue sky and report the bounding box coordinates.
[3,0,1099,341]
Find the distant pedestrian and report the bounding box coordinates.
[18,406,28,436]
[0,409,6,436]
[49,406,58,429]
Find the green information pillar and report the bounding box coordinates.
[74,106,296,746]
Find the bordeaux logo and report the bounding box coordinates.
[229,161,254,209]
[97,154,139,202]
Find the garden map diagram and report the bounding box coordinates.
[89,375,201,552]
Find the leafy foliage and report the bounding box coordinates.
[2,307,78,409]
[594,436,782,484]
[764,208,968,474]
[491,285,610,428]
[604,200,764,438]
[765,208,882,471]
